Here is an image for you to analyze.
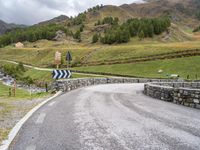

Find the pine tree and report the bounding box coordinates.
[138,30,145,40]
[80,24,84,32]
[92,33,99,43]
[74,30,81,42]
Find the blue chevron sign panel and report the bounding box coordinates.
[52,70,71,79]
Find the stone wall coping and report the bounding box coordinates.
[147,82,200,90]
[57,77,180,82]
[177,87,200,91]
[146,83,174,89]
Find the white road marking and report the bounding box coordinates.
[35,113,46,124]
[48,101,56,106]
[0,91,62,150]
[26,145,36,150]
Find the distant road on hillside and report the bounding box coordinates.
[0,60,108,77]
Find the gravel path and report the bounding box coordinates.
[9,84,200,150]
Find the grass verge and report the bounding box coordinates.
[0,82,50,144]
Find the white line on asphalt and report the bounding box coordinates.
[26,145,36,150]
[36,113,46,124]
[0,91,62,150]
[48,101,56,106]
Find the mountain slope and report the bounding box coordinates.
[87,0,200,26]
[124,0,200,26]
[0,20,26,35]
[1,0,200,43]
[79,0,200,42]
[0,20,8,35]
[37,15,69,25]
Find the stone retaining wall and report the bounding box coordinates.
[53,78,178,92]
[144,82,200,109]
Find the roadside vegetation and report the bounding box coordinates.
[0,62,107,88]
[1,63,34,85]
[193,25,200,32]
[0,82,49,144]
[0,82,48,99]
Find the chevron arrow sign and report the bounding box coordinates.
[52,70,71,79]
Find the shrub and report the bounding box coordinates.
[193,25,200,32]
[73,30,81,42]
[92,33,99,43]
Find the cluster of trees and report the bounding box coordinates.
[126,17,171,37]
[95,17,119,26]
[193,25,200,32]
[73,30,81,42]
[0,24,69,47]
[196,0,200,20]
[92,33,99,43]
[70,13,86,26]
[73,24,85,42]
[97,16,171,44]
[100,26,130,44]
[87,4,103,12]
[196,11,200,20]
[79,24,85,32]
[1,63,33,85]
[67,13,86,42]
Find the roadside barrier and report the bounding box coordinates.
[144,82,200,109]
[53,77,179,92]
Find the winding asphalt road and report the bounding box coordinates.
[9,84,200,150]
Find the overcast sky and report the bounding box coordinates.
[0,0,144,25]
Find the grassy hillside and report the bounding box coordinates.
[83,41,200,63]
[2,41,200,80]
[74,56,200,80]
[0,0,200,81]
[1,40,200,67]
[0,40,96,67]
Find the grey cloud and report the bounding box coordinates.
[0,0,144,25]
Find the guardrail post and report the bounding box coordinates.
[13,81,16,97]
[45,83,48,93]
[9,87,11,97]
[187,75,189,80]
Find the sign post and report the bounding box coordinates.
[13,80,16,97]
[55,51,62,69]
[66,51,72,69]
